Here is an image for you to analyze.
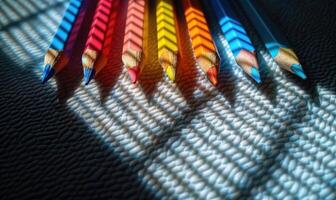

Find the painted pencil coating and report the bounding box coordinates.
[156,0,179,81]
[42,0,83,82]
[122,0,145,83]
[209,0,261,83]
[237,0,306,79]
[183,0,218,85]
[82,0,114,85]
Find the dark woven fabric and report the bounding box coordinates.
[0,0,335,199]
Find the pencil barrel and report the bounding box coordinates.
[183,0,218,75]
[50,0,83,51]
[156,0,179,81]
[122,0,145,69]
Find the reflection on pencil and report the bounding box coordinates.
[41,0,83,83]
[122,0,145,84]
[156,0,179,82]
[237,0,306,79]
[209,0,261,83]
[183,0,218,85]
[82,0,114,85]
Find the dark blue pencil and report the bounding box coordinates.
[236,0,306,79]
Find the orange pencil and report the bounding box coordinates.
[183,0,218,85]
[122,0,145,83]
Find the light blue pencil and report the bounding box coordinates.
[208,0,261,83]
[236,0,306,79]
[41,0,83,83]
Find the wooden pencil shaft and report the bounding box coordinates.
[82,49,98,69]
[44,49,61,66]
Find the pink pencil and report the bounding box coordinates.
[82,0,114,85]
[122,0,145,83]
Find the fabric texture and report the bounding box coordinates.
[0,0,335,199]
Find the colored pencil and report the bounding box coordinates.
[41,0,83,83]
[208,0,261,83]
[236,0,306,79]
[82,0,114,85]
[156,0,179,81]
[182,0,219,85]
[122,0,145,84]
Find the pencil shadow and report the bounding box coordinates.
[138,0,163,101]
[95,0,126,103]
[216,64,237,106]
[200,0,237,106]
[255,54,277,104]
[0,48,156,199]
[55,0,98,103]
[174,0,198,104]
[235,105,307,199]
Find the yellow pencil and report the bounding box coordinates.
[156,0,179,81]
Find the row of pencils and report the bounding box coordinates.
[42,0,307,86]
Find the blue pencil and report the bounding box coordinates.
[208,0,261,83]
[236,0,307,79]
[41,0,83,83]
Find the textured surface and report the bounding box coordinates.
[0,0,335,199]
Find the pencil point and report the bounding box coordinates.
[206,66,218,86]
[291,64,307,79]
[41,64,53,83]
[166,65,176,81]
[236,49,261,83]
[83,67,93,85]
[251,67,261,83]
[127,66,140,84]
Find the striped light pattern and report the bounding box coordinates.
[1,1,336,200]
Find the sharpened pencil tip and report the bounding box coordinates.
[291,64,307,79]
[83,67,93,85]
[127,66,140,84]
[251,67,261,83]
[206,66,218,86]
[166,65,176,82]
[41,64,53,83]
[236,49,261,83]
